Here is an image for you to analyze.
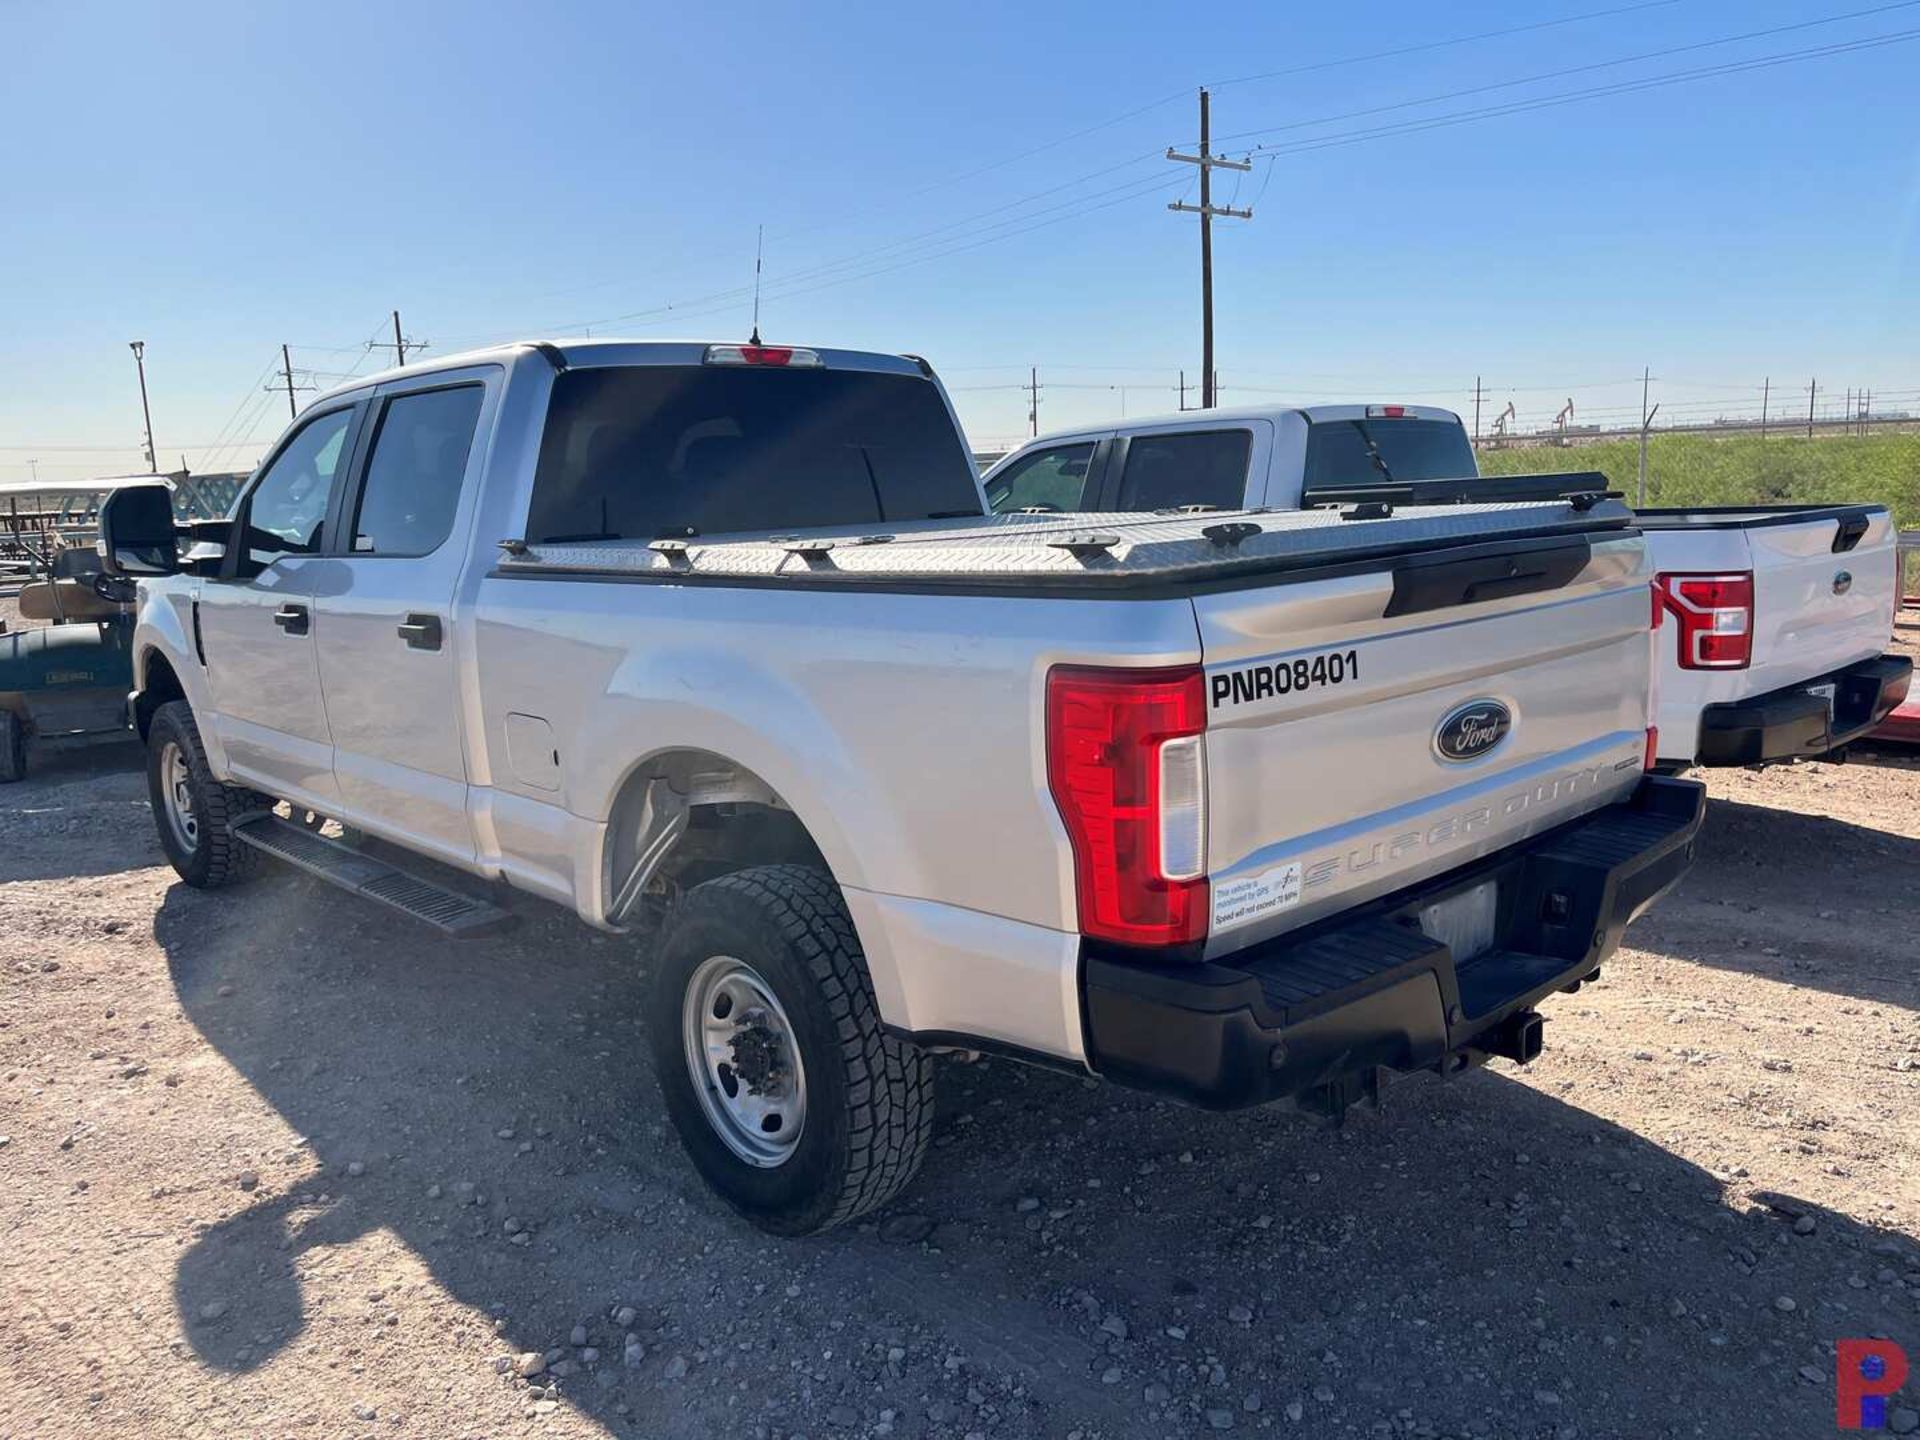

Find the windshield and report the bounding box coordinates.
[1302,417,1476,490]
[527,364,982,542]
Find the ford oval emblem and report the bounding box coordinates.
[1833,569,1853,595]
[1435,699,1512,762]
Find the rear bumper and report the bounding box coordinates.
[1080,775,1704,1110]
[1695,653,1912,765]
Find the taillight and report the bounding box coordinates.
[1644,726,1659,771]
[1046,665,1208,947]
[1656,572,1753,669]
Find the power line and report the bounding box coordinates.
[773,2,1682,242]
[1207,0,1920,149]
[1224,28,1920,161]
[438,6,1695,347]
[1205,0,1686,91]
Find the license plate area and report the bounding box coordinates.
[1418,878,1499,964]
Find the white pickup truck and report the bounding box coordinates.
[102,341,1702,1234]
[986,406,1911,769]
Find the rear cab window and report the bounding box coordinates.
[1115,429,1250,511]
[1303,417,1475,490]
[526,364,982,542]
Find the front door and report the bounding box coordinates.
[309,372,492,862]
[197,402,361,806]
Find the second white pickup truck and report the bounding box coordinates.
[986,405,1911,769]
[103,342,1701,1234]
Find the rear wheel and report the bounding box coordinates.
[648,865,934,1235]
[0,711,24,783]
[146,701,264,888]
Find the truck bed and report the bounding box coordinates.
[499,497,1635,591]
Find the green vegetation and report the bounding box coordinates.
[1476,431,1920,530]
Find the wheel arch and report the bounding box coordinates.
[597,747,835,927]
[134,646,187,740]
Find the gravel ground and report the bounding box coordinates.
[0,615,1916,1439]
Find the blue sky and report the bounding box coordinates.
[3,0,1918,478]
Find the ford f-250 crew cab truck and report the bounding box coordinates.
[101,340,1702,1235]
[987,405,1911,770]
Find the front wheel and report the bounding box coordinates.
[146,701,264,888]
[648,865,934,1236]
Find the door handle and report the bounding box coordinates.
[397,613,443,651]
[272,603,310,636]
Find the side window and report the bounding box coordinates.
[984,442,1097,514]
[243,407,355,566]
[350,386,485,556]
[1114,429,1252,511]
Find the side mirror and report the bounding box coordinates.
[98,485,182,577]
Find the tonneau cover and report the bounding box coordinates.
[500,498,1634,588]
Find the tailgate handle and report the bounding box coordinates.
[1384,538,1591,619]
[1832,514,1869,553]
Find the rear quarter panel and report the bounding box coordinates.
[469,577,1201,929]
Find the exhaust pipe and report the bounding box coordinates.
[1486,1010,1544,1065]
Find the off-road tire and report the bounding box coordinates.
[648,864,934,1235]
[0,711,25,783]
[146,700,266,888]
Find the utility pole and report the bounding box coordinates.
[272,343,315,419]
[1027,366,1041,437]
[1472,376,1484,444]
[1168,89,1251,409]
[129,340,157,473]
[1636,368,1659,506]
[369,309,426,368]
[1760,376,1769,439]
[1179,370,1188,412]
[1807,377,1817,439]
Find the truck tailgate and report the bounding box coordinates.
[1199,535,1651,958]
[1741,509,1896,693]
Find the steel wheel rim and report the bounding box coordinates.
[159,741,199,853]
[681,955,807,1167]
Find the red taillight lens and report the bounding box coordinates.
[1046,665,1208,947]
[1644,726,1659,771]
[703,343,821,368]
[1656,572,1753,669]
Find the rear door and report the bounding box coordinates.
[1196,526,1654,957]
[309,368,495,862]
[198,400,362,805]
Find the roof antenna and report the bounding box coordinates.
[749,224,764,346]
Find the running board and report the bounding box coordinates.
[230,815,517,939]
